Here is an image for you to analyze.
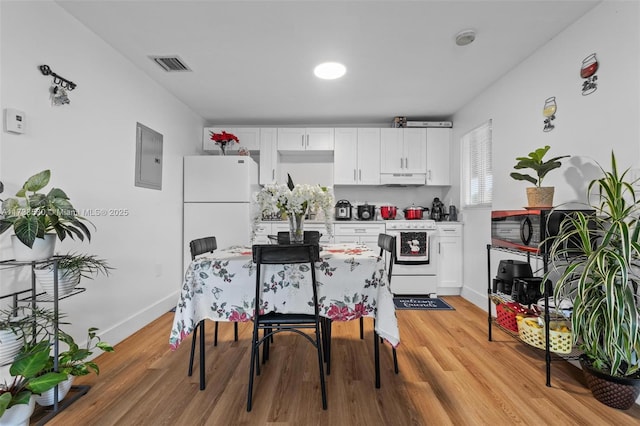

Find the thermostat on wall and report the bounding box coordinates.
[4,108,25,134]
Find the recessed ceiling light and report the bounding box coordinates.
[314,62,346,80]
[455,29,476,46]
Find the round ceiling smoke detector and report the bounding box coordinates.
[455,30,476,46]
[314,62,346,80]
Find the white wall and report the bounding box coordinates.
[451,1,640,307]
[0,2,204,348]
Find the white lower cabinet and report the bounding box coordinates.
[334,223,385,251]
[436,223,463,295]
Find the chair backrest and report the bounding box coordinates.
[276,231,322,246]
[377,233,396,281]
[190,236,217,260]
[252,243,321,315]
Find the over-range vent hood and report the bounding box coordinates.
[380,173,426,186]
[149,55,192,72]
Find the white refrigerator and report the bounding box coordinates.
[183,156,259,269]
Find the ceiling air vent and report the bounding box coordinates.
[149,56,192,72]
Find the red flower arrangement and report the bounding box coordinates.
[209,130,239,155]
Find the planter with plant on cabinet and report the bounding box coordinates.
[33,253,112,298]
[34,328,113,407]
[546,151,640,410]
[0,170,93,261]
[510,145,570,208]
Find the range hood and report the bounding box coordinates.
[380,173,426,186]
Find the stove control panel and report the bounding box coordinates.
[385,220,437,231]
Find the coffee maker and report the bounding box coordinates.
[430,197,444,221]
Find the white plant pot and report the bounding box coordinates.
[34,266,81,297]
[11,234,56,262]
[34,375,74,407]
[0,328,23,366]
[0,396,35,426]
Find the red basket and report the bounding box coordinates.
[496,303,519,332]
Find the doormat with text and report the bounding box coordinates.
[393,297,454,311]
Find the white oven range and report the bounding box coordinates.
[385,220,438,296]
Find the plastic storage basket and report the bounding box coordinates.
[516,316,572,354]
[496,303,520,332]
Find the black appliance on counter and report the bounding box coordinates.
[334,200,352,220]
[356,203,376,220]
[492,259,533,295]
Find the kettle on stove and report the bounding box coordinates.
[430,197,445,221]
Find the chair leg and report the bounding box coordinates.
[392,347,399,374]
[188,322,199,377]
[234,322,239,341]
[214,321,219,346]
[359,317,364,340]
[247,335,258,412]
[315,322,328,409]
[199,320,206,390]
[322,318,332,375]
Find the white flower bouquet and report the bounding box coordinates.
[252,175,334,241]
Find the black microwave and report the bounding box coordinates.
[491,209,595,253]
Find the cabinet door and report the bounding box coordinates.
[380,128,404,173]
[259,128,278,184]
[232,128,260,151]
[357,128,381,185]
[334,128,358,184]
[426,128,451,186]
[306,128,334,151]
[437,225,462,292]
[277,128,306,151]
[403,128,427,173]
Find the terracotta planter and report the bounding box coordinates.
[11,234,56,261]
[526,187,554,208]
[579,355,640,410]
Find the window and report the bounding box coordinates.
[462,120,492,207]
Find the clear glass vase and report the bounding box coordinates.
[288,212,305,244]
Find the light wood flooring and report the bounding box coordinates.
[34,297,640,425]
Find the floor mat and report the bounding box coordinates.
[393,297,455,310]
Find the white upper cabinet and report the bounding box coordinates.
[426,128,451,186]
[203,127,260,153]
[380,128,427,174]
[334,128,381,185]
[259,128,278,184]
[277,128,334,151]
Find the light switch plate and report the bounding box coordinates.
[4,108,25,134]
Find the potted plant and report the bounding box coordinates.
[0,341,68,425]
[0,170,93,261]
[33,253,112,297]
[0,307,61,366]
[34,327,114,406]
[546,151,640,409]
[510,145,570,208]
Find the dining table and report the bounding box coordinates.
[169,242,400,351]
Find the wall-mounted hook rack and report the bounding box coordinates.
[39,64,76,90]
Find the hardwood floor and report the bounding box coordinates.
[35,297,640,425]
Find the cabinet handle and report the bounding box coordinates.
[306,134,309,147]
[405,158,409,169]
[428,170,432,181]
[358,169,362,181]
[400,158,403,169]
[272,169,275,180]
[439,242,441,254]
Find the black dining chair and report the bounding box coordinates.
[373,233,400,388]
[247,243,327,412]
[187,236,239,390]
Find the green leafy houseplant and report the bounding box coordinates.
[0,341,67,417]
[53,328,114,377]
[546,152,640,407]
[510,145,570,187]
[0,169,93,248]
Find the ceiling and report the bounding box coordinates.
[56,0,600,126]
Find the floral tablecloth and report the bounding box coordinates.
[169,243,399,350]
